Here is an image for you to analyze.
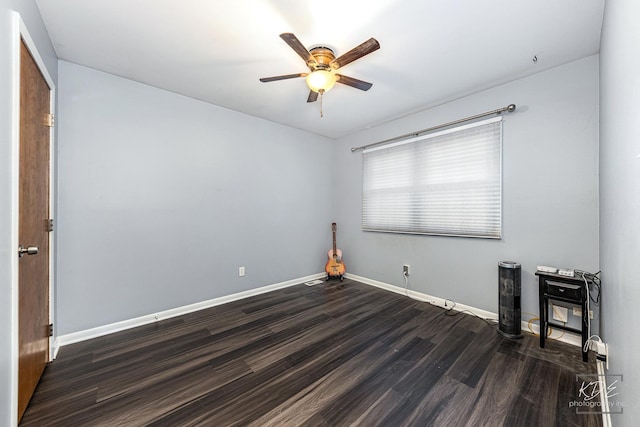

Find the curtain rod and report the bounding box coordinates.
[351,104,516,153]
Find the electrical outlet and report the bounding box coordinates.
[239,266,245,277]
[403,264,410,276]
[551,304,568,322]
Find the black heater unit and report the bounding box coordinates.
[498,261,523,339]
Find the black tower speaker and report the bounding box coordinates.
[498,261,523,339]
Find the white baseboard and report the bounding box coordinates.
[521,318,582,347]
[346,273,498,320]
[597,360,612,427]
[345,273,582,348]
[55,271,582,353]
[52,337,60,360]
[56,272,326,350]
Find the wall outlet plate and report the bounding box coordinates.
[403,264,410,276]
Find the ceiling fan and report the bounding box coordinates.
[260,33,380,104]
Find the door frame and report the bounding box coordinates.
[9,11,56,425]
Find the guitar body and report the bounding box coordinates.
[327,248,343,261]
[325,223,345,281]
[325,258,346,278]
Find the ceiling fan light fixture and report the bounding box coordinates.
[306,70,337,93]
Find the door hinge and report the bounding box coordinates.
[46,218,54,232]
[43,113,55,127]
[48,323,53,337]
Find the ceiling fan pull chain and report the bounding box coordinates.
[320,89,324,118]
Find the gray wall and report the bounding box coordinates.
[600,0,640,423]
[333,56,600,325]
[56,61,334,335]
[0,1,58,425]
[4,3,633,425]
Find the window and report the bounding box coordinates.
[362,116,502,238]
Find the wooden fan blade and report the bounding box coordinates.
[331,38,380,69]
[280,33,317,67]
[336,74,373,91]
[259,73,307,82]
[307,90,319,103]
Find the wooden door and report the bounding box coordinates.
[18,39,51,422]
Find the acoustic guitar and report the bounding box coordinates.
[325,222,346,280]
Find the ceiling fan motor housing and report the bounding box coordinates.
[308,46,335,71]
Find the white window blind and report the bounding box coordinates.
[362,116,502,238]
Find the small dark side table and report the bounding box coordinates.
[536,271,591,362]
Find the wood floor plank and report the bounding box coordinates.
[99,359,252,426]
[246,339,394,427]
[20,279,602,427]
[348,387,406,426]
[459,351,528,426]
[446,321,503,388]
[504,355,561,427]
[378,330,475,426]
[399,374,473,426]
[208,301,422,425]
[317,337,437,427]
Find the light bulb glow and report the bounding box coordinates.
[306,70,337,93]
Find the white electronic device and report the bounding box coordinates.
[558,268,575,277]
[537,266,558,273]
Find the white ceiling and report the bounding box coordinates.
[35,0,604,139]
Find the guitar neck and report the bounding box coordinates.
[331,222,338,256]
[333,231,337,254]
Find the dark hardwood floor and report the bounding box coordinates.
[21,279,601,426]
